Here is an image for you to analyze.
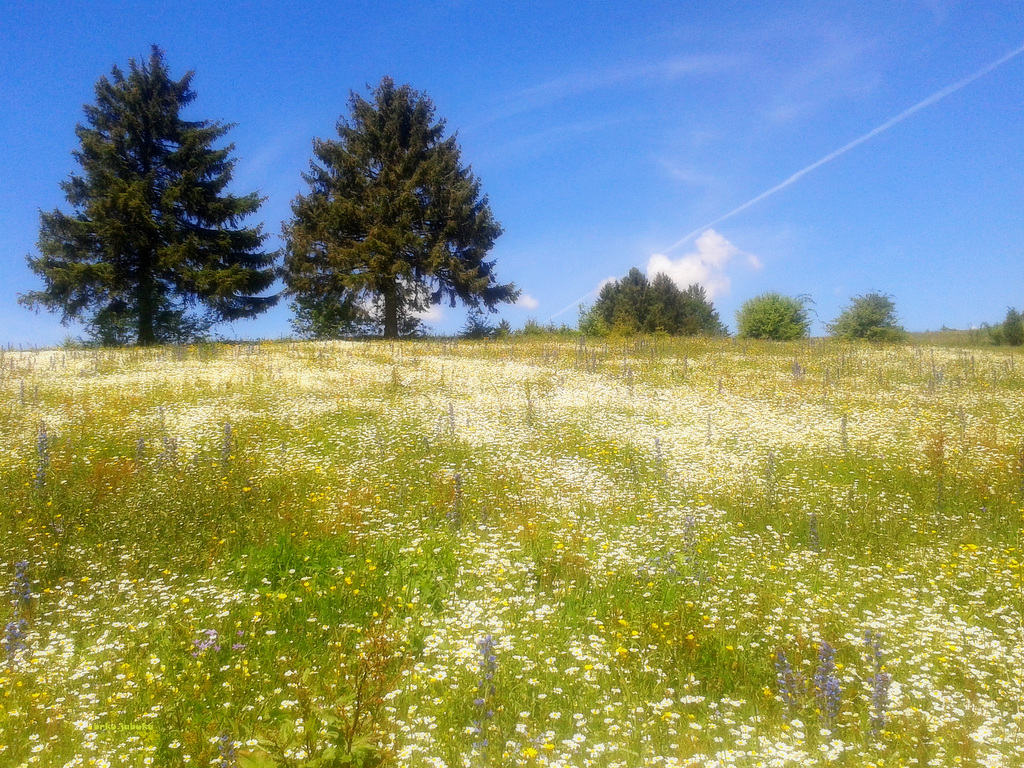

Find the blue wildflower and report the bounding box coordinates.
[222,421,233,466]
[808,512,821,553]
[864,630,891,734]
[35,424,49,489]
[447,473,463,529]
[4,617,28,661]
[774,647,801,713]
[813,641,842,725]
[472,634,498,753]
[5,561,33,667]
[11,560,31,606]
[217,732,238,768]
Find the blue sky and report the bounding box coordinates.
[2,0,1023,344]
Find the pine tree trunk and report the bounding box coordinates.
[137,295,156,346]
[383,280,399,339]
[137,252,157,346]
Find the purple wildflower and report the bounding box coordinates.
[191,628,220,656]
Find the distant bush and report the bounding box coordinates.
[519,317,574,336]
[986,309,1023,346]
[828,293,906,342]
[520,317,547,336]
[460,309,497,339]
[578,268,726,337]
[984,322,1003,345]
[736,293,811,340]
[1003,308,1023,346]
[577,304,609,337]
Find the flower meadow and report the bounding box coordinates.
[2,337,1023,768]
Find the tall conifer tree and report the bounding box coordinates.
[283,77,517,339]
[20,46,277,345]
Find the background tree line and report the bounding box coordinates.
[574,288,908,343]
[24,47,1005,347]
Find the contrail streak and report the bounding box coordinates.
[551,40,1024,320]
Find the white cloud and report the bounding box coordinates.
[516,293,540,310]
[645,229,761,299]
[506,54,744,116]
[659,161,719,188]
[413,304,444,323]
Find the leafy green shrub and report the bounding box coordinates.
[986,322,1004,346]
[1003,308,1023,346]
[735,292,811,340]
[577,304,609,337]
[827,293,906,342]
